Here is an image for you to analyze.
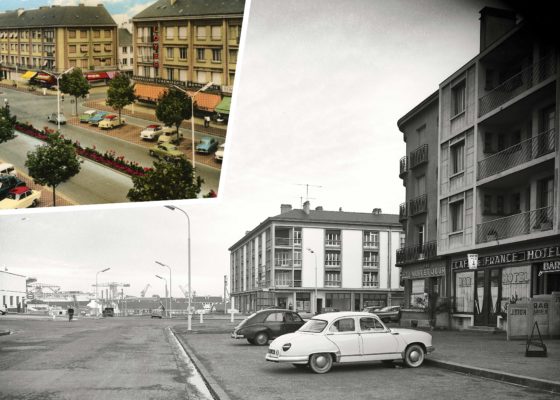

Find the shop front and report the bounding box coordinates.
[451,242,560,329]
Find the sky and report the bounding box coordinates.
[0,0,511,298]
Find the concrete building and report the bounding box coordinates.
[0,270,26,312]
[229,203,404,314]
[397,7,559,330]
[0,4,118,82]
[118,28,134,74]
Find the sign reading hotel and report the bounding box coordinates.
[452,246,560,270]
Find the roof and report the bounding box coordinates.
[0,5,117,29]
[133,0,245,20]
[312,311,377,322]
[10,186,31,195]
[135,83,168,102]
[118,28,133,47]
[397,90,439,131]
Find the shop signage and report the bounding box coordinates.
[152,25,159,69]
[452,246,560,270]
[467,254,478,269]
[538,261,560,276]
[401,264,445,279]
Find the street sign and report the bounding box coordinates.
[467,254,478,269]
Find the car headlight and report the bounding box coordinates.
[282,343,292,352]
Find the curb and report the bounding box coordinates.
[171,328,231,400]
[426,359,560,394]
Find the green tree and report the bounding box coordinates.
[127,158,202,202]
[155,88,192,143]
[59,68,90,116]
[106,73,136,124]
[0,105,16,144]
[25,133,81,207]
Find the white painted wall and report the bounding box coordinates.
[342,229,362,287]
[301,228,324,288]
[379,231,389,288]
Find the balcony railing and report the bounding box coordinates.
[325,240,341,247]
[324,261,341,268]
[363,262,379,269]
[396,241,437,265]
[325,280,342,287]
[399,202,408,222]
[274,259,292,267]
[478,129,556,180]
[476,206,554,244]
[409,194,427,216]
[479,55,556,117]
[362,281,379,288]
[274,280,293,287]
[410,144,428,169]
[363,241,379,249]
[275,237,301,247]
[399,156,408,179]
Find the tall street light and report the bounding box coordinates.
[172,82,213,169]
[95,267,110,317]
[54,67,74,131]
[306,248,318,314]
[163,205,192,330]
[155,275,168,316]
[155,261,172,318]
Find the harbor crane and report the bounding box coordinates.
[140,284,151,297]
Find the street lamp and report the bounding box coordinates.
[155,274,168,316]
[95,267,110,317]
[54,67,74,131]
[306,248,318,314]
[155,261,172,318]
[171,82,213,169]
[163,205,192,330]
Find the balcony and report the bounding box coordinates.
[396,241,437,265]
[399,156,408,179]
[399,202,408,222]
[324,260,341,269]
[325,240,341,248]
[362,281,379,288]
[478,129,556,180]
[136,56,154,63]
[409,144,428,169]
[274,259,292,268]
[363,241,379,249]
[274,237,301,247]
[409,194,427,216]
[479,55,556,117]
[274,280,293,288]
[476,206,554,244]
[362,261,379,270]
[324,280,341,287]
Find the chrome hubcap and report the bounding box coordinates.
[315,355,328,368]
[409,350,421,362]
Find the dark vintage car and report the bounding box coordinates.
[231,309,306,346]
[102,307,115,317]
[365,306,402,323]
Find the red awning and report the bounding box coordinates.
[135,84,167,102]
[85,72,109,81]
[186,91,222,112]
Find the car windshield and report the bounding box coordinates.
[298,319,328,333]
[377,306,393,312]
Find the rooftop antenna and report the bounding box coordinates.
[295,183,322,207]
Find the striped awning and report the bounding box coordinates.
[135,83,167,102]
[21,70,38,80]
[187,91,222,112]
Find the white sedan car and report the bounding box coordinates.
[265,311,434,374]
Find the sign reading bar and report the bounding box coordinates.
[539,261,560,276]
[452,246,560,270]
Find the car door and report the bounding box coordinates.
[358,316,400,361]
[263,312,284,339]
[282,312,304,335]
[325,317,361,362]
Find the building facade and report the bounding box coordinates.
[0,5,117,82]
[118,28,134,74]
[397,7,559,330]
[0,270,26,312]
[229,203,404,314]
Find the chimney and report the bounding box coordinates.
[170,0,177,5]
[315,206,323,211]
[372,208,382,215]
[479,7,517,51]
[280,204,292,214]
[17,8,24,17]
[303,201,310,215]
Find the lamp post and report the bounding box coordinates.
[155,275,168,316]
[163,205,192,330]
[306,248,318,314]
[171,82,213,169]
[54,67,74,131]
[155,261,172,318]
[95,267,110,317]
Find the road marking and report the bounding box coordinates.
[1,346,47,351]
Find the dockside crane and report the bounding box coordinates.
[140,284,151,297]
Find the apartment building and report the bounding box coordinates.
[131,0,244,107]
[397,7,559,329]
[0,5,117,82]
[0,270,26,313]
[229,203,404,314]
[118,28,133,74]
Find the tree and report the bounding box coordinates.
[0,105,16,144]
[127,158,202,202]
[106,73,136,124]
[155,88,192,143]
[59,68,90,116]
[25,133,81,207]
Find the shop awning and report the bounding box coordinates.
[187,91,222,112]
[21,70,38,80]
[215,97,231,115]
[135,83,167,102]
[85,72,109,81]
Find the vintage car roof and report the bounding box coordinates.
[105,115,117,119]
[10,186,31,195]
[312,311,378,322]
[147,124,160,129]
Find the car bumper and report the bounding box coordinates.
[231,332,245,339]
[426,346,435,354]
[265,352,309,364]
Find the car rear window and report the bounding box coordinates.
[264,312,284,322]
[299,319,327,333]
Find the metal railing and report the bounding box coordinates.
[362,281,380,288]
[478,129,556,180]
[479,55,556,117]
[363,241,379,249]
[476,206,554,243]
[325,240,341,247]
[325,280,342,287]
[409,194,427,216]
[399,202,408,221]
[363,262,379,269]
[399,156,408,178]
[324,260,341,268]
[396,241,437,265]
[410,144,428,169]
[274,259,292,267]
[274,237,300,247]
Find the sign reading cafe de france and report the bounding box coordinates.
[452,246,560,270]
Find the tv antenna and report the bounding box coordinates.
[295,183,322,207]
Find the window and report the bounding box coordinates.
[325,230,341,246]
[455,271,474,312]
[229,25,241,41]
[417,224,425,245]
[166,47,174,59]
[93,30,100,38]
[483,194,492,214]
[68,30,76,39]
[196,26,206,39]
[330,318,355,332]
[196,70,207,83]
[69,59,77,67]
[104,44,111,52]
[179,26,187,40]
[196,48,205,61]
[501,266,530,314]
[229,49,238,63]
[363,231,379,247]
[450,140,465,174]
[294,228,302,245]
[122,58,127,65]
[166,27,175,40]
[93,44,101,53]
[179,69,187,81]
[400,233,406,248]
[416,175,426,196]
[416,124,426,142]
[166,68,174,80]
[363,251,378,268]
[325,272,341,287]
[360,317,384,331]
[104,30,111,38]
[211,71,222,85]
[122,47,127,54]
[212,49,221,62]
[450,200,464,232]
[80,59,88,68]
[325,251,341,266]
[511,193,521,214]
[211,26,221,40]
[362,272,378,287]
[80,30,87,39]
[410,279,427,309]
[496,195,504,215]
[483,132,494,153]
[179,47,187,60]
[452,80,466,116]
[264,312,283,322]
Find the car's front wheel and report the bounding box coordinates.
[309,353,333,374]
[253,332,269,346]
[247,338,255,345]
[404,344,425,368]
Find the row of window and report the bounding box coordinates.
[2,295,22,307]
[0,30,54,40]
[136,66,230,85]
[69,44,112,54]
[68,58,113,68]
[68,29,112,39]
[137,25,240,42]
[1,43,54,53]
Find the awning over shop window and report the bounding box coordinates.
[21,70,38,80]
[85,72,109,81]
[215,96,231,115]
[186,91,222,112]
[135,83,167,102]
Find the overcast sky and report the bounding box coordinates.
[0,0,510,297]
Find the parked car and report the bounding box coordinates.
[196,137,218,154]
[231,309,306,346]
[214,143,225,162]
[365,305,402,323]
[148,143,185,161]
[157,126,183,144]
[88,111,108,126]
[102,307,114,317]
[0,186,41,209]
[79,109,98,123]
[151,309,163,319]
[265,311,434,373]
[98,115,125,129]
[47,112,67,125]
[0,175,26,199]
[140,124,163,140]
[0,163,16,177]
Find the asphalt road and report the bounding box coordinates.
[0,317,212,400]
